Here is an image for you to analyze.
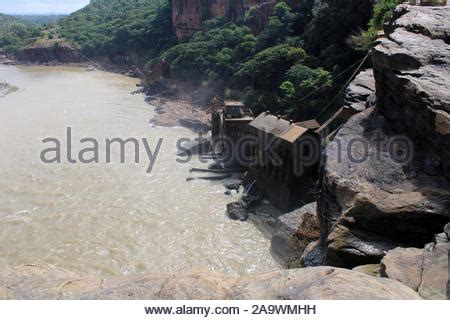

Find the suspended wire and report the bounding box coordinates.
[314,51,372,121]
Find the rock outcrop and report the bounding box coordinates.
[318,4,450,269]
[15,44,85,64]
[0,264,421,300]
[343,69,376,112]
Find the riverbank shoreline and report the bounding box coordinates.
[0,58,140,77]
[1,55,212,130]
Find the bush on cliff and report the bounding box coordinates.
[348,0,403,51]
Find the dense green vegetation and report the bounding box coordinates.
[159,0,403,119]
[160,1,345,119]
[57,0,177,63]
[15,15,66,25]
[0,14,42,52]
[0,0,403,120]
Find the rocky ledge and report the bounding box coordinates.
[318,4,450,269]
[0,265,420,300]
[14,43,85,64]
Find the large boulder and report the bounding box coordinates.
[380,240,448,300]
[418,242,448,300]
[0,264,421,300]
[270,203,320,265]
[380,247,424,291]
[318,4,450,269]
[318,108,450,268]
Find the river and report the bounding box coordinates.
[0,65,279,276]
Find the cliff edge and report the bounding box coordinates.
[318,4,450,269]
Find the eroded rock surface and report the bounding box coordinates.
[380,247,424,291]
[380,232,448,300]
[318,4,450,269]
[418,242,448,300]
[0,264,421,300]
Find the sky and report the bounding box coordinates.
[0,0,90,15]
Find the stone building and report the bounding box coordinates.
[211,101,254,166]
[246,112,321,211]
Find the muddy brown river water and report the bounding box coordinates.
[0,65,279,276]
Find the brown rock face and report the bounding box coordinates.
[380,239,449,300]
[0,264,421,299]
[318,4,450,269]
[380,247,424,291]
[15,44,85,64]
[172,0,245,39]
[171,0,299,39]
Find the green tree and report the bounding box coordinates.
[236,44,306,89]
[255,1,296,50]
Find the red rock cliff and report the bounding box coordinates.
[171,0,299,39]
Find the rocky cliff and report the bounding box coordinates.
[171,0,299,39]
[318,4,450,269]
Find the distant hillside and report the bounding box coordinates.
[15,15,67,25]
[57,0,176,64]
[0,13,21,25]
[0,13,42,52]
